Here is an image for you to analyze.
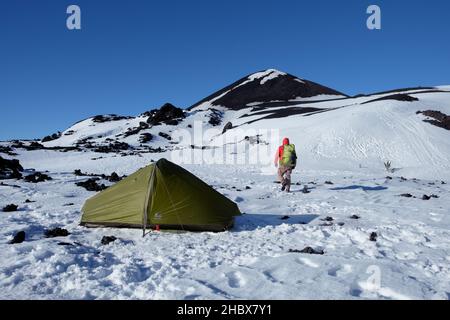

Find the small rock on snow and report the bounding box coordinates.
[400,193,413,198]
[44,228,70,238]
[2,204,18,212]
[101,236,117,245]
[289,247,324,255]
[9,231,25,244]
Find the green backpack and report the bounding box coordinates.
[280,144,297,166]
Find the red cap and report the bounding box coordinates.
[283,138,290,145]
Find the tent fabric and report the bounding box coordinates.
[80,158,241,232]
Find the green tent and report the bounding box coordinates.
[80,158,241,232]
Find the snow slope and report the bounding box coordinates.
[0,149,449,299]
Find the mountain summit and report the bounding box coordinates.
[190,69,347,110]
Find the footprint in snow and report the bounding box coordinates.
[297,257,320,268]
[328,264,352,277]
[225,271,246,288]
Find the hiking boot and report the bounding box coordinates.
[281,185,286,191]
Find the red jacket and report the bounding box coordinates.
[274,138,290,166]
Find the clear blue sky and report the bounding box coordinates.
[1,0,449,140]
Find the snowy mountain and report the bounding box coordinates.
[189,68,347,110]
[1,69,450,299]
[34,69,450,179]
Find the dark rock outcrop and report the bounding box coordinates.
[190,69,346,110]
[139,133,153,144]
[92,114,132,123]
[222,122,233,134]
[362,94,419,104]
[145,103,185,126]
[400,193,413,198]
[24,172,52,183]
[42,132,62,142]
[122,122,150,138]
[10,231,25,244]
[3,204,18,212]
[44,228,70,238]
[76,178,107,192]
[109,172,121,182]
[93,142,131,153]
[417,110,450,131]
[289,247,324,255]
[23,142,45,150]
[158,132,172,141]
[208,108,223,126]
[0,156,23,180]
[0,146,17,156]
[73,170,123,182]
[101,236,117,245]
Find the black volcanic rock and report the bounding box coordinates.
[45,228,70,238]
[42,132,62,142]
[145,103,185,126]
[139,133,153,143]
[0,156,24,180]
[122,122,150,138]
[207,108,223,126]
[109,172,121,182]
[3,204,18,212]
[92,114,132,123]
[289,247,324,255]
[189,69,346,110]
[101,236,117,245]
[24,172,52,183]
[158,132,172,140]
[10,231,25,244]
[362,94,419,104]
[417,110,450,131]
[76,178,107,192]
[93,142,131,153]
[0,146,18,156]
[400,193,413,198]
[24,142,45,150]
[222,122,233,134]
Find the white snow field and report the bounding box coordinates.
[1,70,450,299]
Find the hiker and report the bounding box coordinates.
[274,137,297,192]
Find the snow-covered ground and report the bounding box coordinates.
[0,148,449,299]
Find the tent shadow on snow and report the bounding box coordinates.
[233,213,319,231]
[329,185,388,192]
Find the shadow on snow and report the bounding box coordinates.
[329,185,388,192]
[234,213,319,231]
